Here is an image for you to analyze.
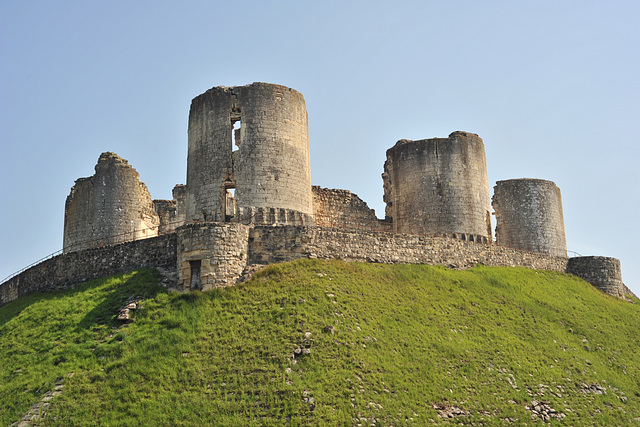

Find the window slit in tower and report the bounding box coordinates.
[224,186,236,222]
[232,119,241,152]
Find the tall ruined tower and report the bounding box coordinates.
[492,179,567,257]
[382,131,492,242]
[185,82,313,223]
[63,152,159,253]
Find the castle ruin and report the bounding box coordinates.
[63,152,160,252]
[383,132,492,242]
[185,83,313,224]
[0,82,629,306]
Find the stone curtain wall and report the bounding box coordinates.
[1,224,627,307]
[176,223,250,291]
[248,226,569,272]
[0,234,177,307]
[63,152,159,253]
[382,132,492,240]
[186,83,312,223]
[567,256,624,298]
[312,186,392,232]
[493,179,567,257]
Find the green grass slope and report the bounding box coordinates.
[1,260,639,426]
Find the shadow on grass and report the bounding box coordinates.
[0,292,52,329]
[75,269,166,332]
[0,269,166,332]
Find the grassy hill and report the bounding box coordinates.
[1,260,639,426]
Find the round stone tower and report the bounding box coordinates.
[382,131,492,242]
[566,256,624,298]
[492,179,567,257]
[185,82,312,223]
[63,152,159,253]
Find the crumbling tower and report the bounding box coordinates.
[185,82,313,223]
[63,152,159,253]
[382,131,492,242]
[492,179,567,257]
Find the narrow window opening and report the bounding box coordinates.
[189,260,202,291]
[224,186,236,222]
[231,119,241,152]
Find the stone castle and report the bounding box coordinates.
[0,83,629,306]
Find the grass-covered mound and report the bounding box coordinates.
[1,260,639,426]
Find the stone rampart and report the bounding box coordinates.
[248,226,568,272]
[2,225,627,307]
[0,234,177,307]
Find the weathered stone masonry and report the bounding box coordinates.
[185,83,312,223]
[383,132,492,242]
[1,235,176,306]
[176,223,250,290]
[1,224,569,305]
[64,152,159,252]
[0,81,629,306]
[493,179,567,257]
[567,256,625,298]
[312,186,392,232]
[247,225,568,272]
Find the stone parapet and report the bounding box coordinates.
[247,226,568,272]
[1,234,177,307]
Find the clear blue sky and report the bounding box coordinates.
[1,1,638,294]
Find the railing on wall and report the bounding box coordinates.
[1,249,64,284]
[0,218,186,285]
[1,212,581,286]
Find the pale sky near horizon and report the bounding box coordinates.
[1,1,639,294]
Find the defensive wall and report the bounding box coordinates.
[1,234,176,306]
[1,222,626,307]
